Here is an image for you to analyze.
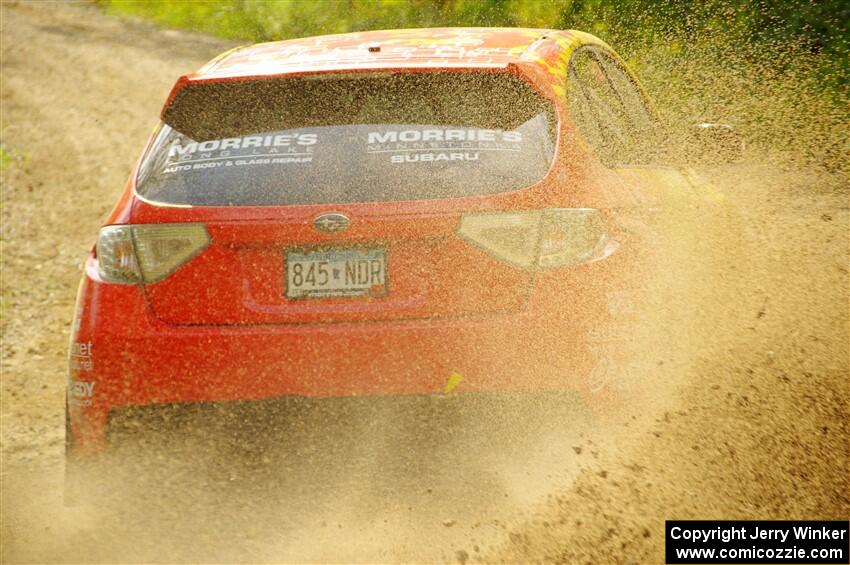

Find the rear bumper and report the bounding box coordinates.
[68,258,625,455]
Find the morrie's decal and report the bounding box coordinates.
[162,156,312,174]
[161,132,318,174]
[366,129,522,144]
[168,133,318,158]
[367,127,524,164]
[390,152,480,163]
[69,379,96,406]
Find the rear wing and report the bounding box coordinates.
[160,67,553,142]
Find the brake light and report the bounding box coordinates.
[456,211,541,268]
[96,226,139,283]
[537,209,609,268]
[95,224,210,284]
[457,209,610,270]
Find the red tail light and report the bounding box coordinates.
[95,224,210,284]
[457,209,613,270]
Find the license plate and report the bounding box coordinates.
[286,247,387,299]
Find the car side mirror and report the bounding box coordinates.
[687,123,745,164]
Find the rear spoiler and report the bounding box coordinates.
[160,65,552,142]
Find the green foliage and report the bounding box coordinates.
[97,0,847,168]
[0,146,25,174]
[98,0,846,90]
[0,147,11,173]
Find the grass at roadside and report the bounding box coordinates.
[0,145,27,176]
[0,147,13,173]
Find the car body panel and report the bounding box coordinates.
[144,214,537,325]
[68,27,725,456]
[199,28,549,77]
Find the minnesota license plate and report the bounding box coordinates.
[285,247,387,299]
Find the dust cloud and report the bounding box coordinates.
[1,1,847,564]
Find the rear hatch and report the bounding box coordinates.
[135,71,557,325]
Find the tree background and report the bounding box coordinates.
[97,0,848,168]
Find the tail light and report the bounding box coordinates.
[457,209,611,270]
[95,224,210,284]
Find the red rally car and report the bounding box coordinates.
[66,27,732,464]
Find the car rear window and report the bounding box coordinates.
[137,72,556,206]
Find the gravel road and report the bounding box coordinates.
[1,1,847,563]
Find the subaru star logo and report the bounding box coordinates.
[314,213,351,233]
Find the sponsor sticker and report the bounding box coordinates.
[161,132,318,173]
[366,127,523,164]
[70,340,93,372]
[69,379,96,406]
